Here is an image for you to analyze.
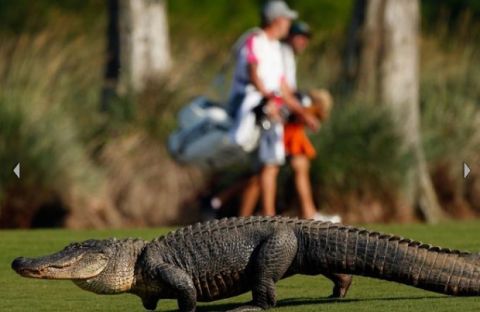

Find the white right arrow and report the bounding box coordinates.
[464,162,471,179]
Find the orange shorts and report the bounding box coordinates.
[283,123,316,159]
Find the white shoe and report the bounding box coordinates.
[313,212,341,223]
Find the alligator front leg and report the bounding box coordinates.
[229,228,298,311]
[152,263,197,312]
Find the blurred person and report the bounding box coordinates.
[237,22,340,221]
[204,91,337,220]
[228,1,318,217]
[204,21,339,222]
[281,22,341,222]
[284,90,340,221]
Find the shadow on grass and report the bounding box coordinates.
[162,295,447,311]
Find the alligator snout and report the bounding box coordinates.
[11,257,29,272]
[11,257,44,278]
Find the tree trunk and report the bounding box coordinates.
[118,0,172,92]
[343,0,366,87]
[355,0,384,102]
[345,0,445,223]
[102,0,121,109]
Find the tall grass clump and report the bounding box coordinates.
[421,39,480,169]
[0,29,105,227]
[309,103,414,223]
[420,36,480,217]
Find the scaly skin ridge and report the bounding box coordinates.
[299,222,478,296]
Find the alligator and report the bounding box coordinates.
[11,217,480,311]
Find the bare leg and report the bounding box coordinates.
[260,165,279,216]
[290,156,317,219]
[239,175,261,217]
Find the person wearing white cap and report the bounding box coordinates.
[228,1,319,217]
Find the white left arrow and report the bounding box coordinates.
[13,163,20,178]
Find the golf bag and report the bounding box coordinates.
[167,97,260,170]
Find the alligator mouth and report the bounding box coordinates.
[16,267,43,278]
[16,264,74,278]
[12,256,77,279]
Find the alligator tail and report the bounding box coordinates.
[302,223,480,296]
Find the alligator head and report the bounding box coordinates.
[12,238,146,295]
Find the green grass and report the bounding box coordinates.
[1,222,480,311]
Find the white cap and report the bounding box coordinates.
[262,1,298,24]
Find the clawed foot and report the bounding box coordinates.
[329,274,352,299]
[227,304,264,312]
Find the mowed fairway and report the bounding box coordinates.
[1,222,480,312]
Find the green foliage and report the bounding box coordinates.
[0,1,354,46]
[0,0,479,225]
[421,41,480,179]
[0,0,104,35]
[287,0,354,32]
[169,1,259,41]
[2,222,480,310]
[310,103,413,196]
[422,0,480,25]
[0,30,104,206]
[169,0,355,48]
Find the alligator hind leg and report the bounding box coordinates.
[228,228,298,311]
[140,295,160,311]
[323,273,352,298]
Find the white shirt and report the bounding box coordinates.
[230,30,285,98]
[281,43,297,89]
